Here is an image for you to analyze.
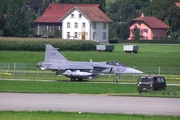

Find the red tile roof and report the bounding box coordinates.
[175,2,180,8]
[131,16,170,29]
[35,4,100,23]
[75,6,113,22]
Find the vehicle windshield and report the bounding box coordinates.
[106,61,126,67]
[140,77,153,82]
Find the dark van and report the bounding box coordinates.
[137,75,166,92]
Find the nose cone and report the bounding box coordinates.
[125,68,143,74]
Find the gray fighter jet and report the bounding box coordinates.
[37,44,143,82]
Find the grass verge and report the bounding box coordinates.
[0,111,179,120]
[0,80,180,97]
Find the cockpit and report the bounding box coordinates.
[106,61,126,67]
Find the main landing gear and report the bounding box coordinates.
[115,74,120,83]
[71,77,83,81]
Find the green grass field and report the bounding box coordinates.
[0,44,180,119]
[0,43,180,82]
[0,44,180,82]
[1,44,180,67]
[0,111,180,120]
[1,80,180,97]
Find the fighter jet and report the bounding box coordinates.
[37,44,143,82]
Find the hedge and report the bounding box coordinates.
[0,37,98,51]
[110,39,180,44]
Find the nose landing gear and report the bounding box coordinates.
[115,74,120,83]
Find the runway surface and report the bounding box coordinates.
[0,93,180,116]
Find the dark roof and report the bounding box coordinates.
[30,0,43,8]
[34,4,101,23]
[130,16,170,29]
[60,6,113,22]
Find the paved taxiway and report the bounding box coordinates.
[0,93,180,116]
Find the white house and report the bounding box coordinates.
[60,6,113,44]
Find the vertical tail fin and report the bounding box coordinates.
[44,44,68,62]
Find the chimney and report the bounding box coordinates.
[141,13,144,17]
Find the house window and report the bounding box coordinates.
[67,32,70,38]
[93,22,96,29]
[142,36,148,40]
[93,32,96,40]
[103,32,106,40]
[82,22,85,28]
[153,36,158,40]
[79,14,82,18]
[142,29,148,33]
[74,32,77,38]
[67,22,70,28]
[71,14,74,18]
[103,23,106,29]
[74,22,78,28]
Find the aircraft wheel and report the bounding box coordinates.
[71,77,76,81]
[114,80,119,83]
[78,78,83,81]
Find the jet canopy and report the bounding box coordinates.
[106,61,126,67]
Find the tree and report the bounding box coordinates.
[3,0,36,37]
[169,29,180,40]
[129,0,150,10]
[133,25,141,41]
[167,5,180,32]
[0,0,9,36]
[54,30,62,38]
[116,23,129,39]
[41,0,52,15]
[109,22,129,40]
[57,0,106,12]
[109,22,118,40]
[106,0,139,22]
[0,12,5,36]
[145,0,180,34]
[145,0,174,21]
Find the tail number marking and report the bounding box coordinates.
[50,52,56,56]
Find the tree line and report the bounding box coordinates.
[0,0,180,40]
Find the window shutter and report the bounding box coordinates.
[146,29,148,33]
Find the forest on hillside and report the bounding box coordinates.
[0,0,180,41]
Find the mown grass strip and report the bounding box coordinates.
[0,80,180,97]
[0,111,179,120]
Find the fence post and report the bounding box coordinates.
[133,66,136,79]
[158,67,160,76]
[7,64,10,73]
[37,68,39,76]
[13,63,15,76]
